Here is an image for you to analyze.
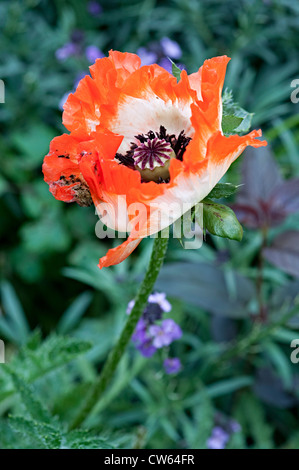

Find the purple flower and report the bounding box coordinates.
[131,318,157,358]
[229,420,241,433]
[207,427,229,450]
[160,37,182,59]
[162,318,182,341]
[149,319,182,348]
[137,47,158,66]
[163,357,181,374]
[159,58,185,74]
[131,318,148,344]
[55,42,78,61]
[148,292,171,313]
[159,57,173,73]
[127,292,171,316]
[137,340,157,358]
[85,45,105,63]
[127,292,180,361]
[87,1,102,16]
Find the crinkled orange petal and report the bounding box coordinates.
[98,236,142,269]
[207,129,267,188]
[43,134,84,203]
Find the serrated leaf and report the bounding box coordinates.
[222,88,253,136]
[0,334,92,403]
[222,115,243,135]
[7,371,52,422]
[64,430,115,450]
[205,183,240,200]
[203,200,243,241]
[9,416,62,449]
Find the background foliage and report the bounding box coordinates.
[0,0,299,449]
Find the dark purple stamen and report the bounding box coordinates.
[115,125,192,183]
[133,137,173,170]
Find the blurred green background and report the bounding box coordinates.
[0,0,299,449]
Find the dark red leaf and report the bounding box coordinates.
[239,146,282,202]
[271,179,299,215]
[263,230,299,277]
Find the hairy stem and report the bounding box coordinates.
[69,235,169,430]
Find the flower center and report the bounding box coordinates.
[132,137,176,182]
[115,126,191,184]
[133,138,173,171]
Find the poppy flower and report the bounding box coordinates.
[43,50,266,268]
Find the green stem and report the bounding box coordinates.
[69,235,169,430]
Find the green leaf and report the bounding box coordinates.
[64,430,115,449]
[237,393,274,449]
[222,115,243,135]
[0,281,30,345]
[57,291,93,334]
[181,387,214,449]
[222,88,253,136]
[0,334,92,403]
[205,183,240,200]
[169,58,182,82]
[8,416,62,449]
[7,371,52,422]
[203,200,243,241]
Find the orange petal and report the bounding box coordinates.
[43,134,83,203]
[207,129,267,188]
[98,235,142,268]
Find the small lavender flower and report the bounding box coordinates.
[127,292,171,316]
[159,57,172,73]
[137,47,158,66]
[85,45,105,63]
[87,1,102,16]
[127,292,182,362]
[55,42,78,61]
[229,420,241,433]
[149,319,182,348]
[207,427,229,450]
[137,340,157,358]
[159,57,185,74]
[163,357,181,375]
[160,37,182,59]
[148,292,171,313]
[131,318,147,344]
